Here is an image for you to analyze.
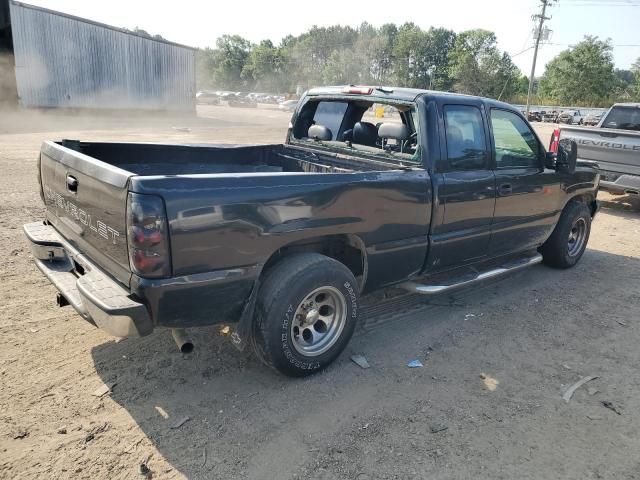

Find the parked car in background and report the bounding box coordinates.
[550,103,640,196]
[196,91,221,105]
[527,111,542,122]
[228,93,257,108]
[24,85,598,377]
[542,111,559,123]
[583,112,603,126]
[558,110,584,125]
[279,99,299,112]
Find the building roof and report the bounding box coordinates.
[10,0,196,51]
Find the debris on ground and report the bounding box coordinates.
[480,373,499,391]
[139,463,151,477]
[171,126,191,132]
[85,433,95,443]
[92,382,116,398]
[351,354,370,369]
[601,401,622,415]
[170,416,191,429]
[219,325,231,336]
[430,423,448,434]
[562,376,599,403]
[616,320,628,327]
[407,359,423,368]
[202,446,207,467]
[13,430,28,439]
[57,427,67,434]
[587,387,599,396]
[586,414,603,421]
[155,406,169,419]
[464,313,476,320]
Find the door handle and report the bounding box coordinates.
[498,183,512,195]
[66,174,78,193]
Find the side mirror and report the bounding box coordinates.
[556,139,577,174]
[544,151,556,169]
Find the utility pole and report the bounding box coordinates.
[525,0,554,115]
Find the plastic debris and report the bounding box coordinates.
[430,423,448,433]
[351,355,370,369]
[587,387,599,396]
[219,325,231,336]
[601,401,622,415]
[139,463,151,477]
[92,382,116,398]
[171,416,191,429]
[480,373,499,391]
[407,359,423,368]
[562,376,599,403]
[155,406,169,419]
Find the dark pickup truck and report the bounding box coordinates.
[24,86,599,376]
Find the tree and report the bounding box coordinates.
[538,36,616,104]
[212,35,252,89]
[241,40,287,92]
[632,58,640,99]
[448,29,520,98]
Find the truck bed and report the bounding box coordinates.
[60,141,398,176]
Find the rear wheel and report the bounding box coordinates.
[540,201,591,268]
[253,253,359,377]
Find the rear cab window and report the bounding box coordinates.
[291,97,422,166]
[601,106,640,131]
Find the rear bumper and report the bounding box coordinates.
[599,171,640,196]
[23,221,153,337]
[24,221,260,336]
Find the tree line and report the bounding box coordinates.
[196,23,640,107]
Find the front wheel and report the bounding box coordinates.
[540,201,591,268]
[253,253,359,377]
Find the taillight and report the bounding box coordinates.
[126,192,171,278]
[341,86,373,95]
[549,128,560,153]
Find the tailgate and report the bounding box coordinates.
[560,126,640,176]
[39,141,133,286]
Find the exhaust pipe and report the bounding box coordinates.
[171,328,194,354]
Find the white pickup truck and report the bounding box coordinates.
[550,103,640,196]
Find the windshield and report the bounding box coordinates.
[601,106,640,131]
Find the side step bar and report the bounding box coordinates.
[401,253,543,295]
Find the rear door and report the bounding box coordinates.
[427,102,496,270]
[39,141,132,285]
[488,108,561,255]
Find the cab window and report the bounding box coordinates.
[443,105,487,171]
[490,109,540,169]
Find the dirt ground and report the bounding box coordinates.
[1,105,639,480]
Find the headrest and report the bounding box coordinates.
[308,124,332,141]
[352,122,378,146]
[378,123,409,141]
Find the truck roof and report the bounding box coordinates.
[611,103,640,108]
[305,85,517,111]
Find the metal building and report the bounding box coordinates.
[1,0,196,111]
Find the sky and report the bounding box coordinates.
[26,0,640,76]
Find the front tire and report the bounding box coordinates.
[540,201,591,268]
[253,254,359,377]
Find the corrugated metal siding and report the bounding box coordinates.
[9,1,195,110]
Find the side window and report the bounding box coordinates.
[312,101,348,140]
[490,109,540,169]
[443,105,487,171]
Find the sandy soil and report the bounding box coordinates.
[1,106,639,479]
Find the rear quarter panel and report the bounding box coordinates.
[130,169,432,291]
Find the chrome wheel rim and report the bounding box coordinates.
[567,218,587,257]
[291,286,347,357]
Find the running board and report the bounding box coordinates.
[401,253,543,295]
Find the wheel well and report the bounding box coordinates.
[262,235,367,291]
[567,194,597,216]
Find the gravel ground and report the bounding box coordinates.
[1,106,639,479]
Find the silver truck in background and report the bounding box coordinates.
[550,103,640,196]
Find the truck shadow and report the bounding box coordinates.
[90,248,639,479]
[598,194,640,218]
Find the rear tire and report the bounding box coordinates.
[253,253,359,377]
[540,201,591,268]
